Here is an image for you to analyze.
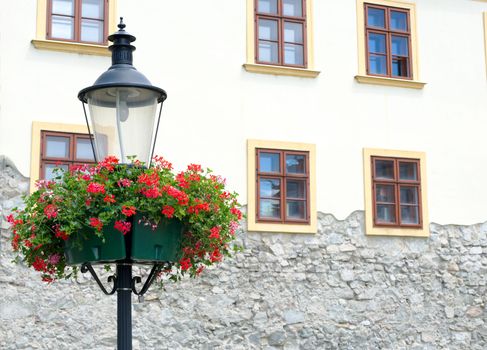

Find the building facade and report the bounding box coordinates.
[1,0,487,349]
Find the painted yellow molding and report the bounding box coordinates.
[484,12,487,78]
[34,0,117,56]
[31,39,111,56]
[247,139,317,234]
[355,0,425,88]
[355,75,426,89]
[30,121,90,193]
[245,0,318,77]
[243,63,320,78]
[363,148,429,237]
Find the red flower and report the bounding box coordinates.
[89,217,103,231]
[11,233,20,251]
[141,187,161,198]
[87,182,106,194]
[209,226,221,239]
[230,207,242,220]
[137,172,160,186]
[43,204,58,219]
[153,156,173,170]
[163,185,189,205]
[187,163,202,173]
[175,172,189,189]
[6,214,15,224]
[210,248,222,262]
[32,257,48,272]
[85,199,91,207]
[114,220,131,235]
[117,178,132,187]
[103,194,116,203]
[42,276,54,283]
[54,225,69,240]
[188,202,211,215]
[179,258,192,271]
[196,266,205,275]
[122,206,136,217]
[161,205,175,218]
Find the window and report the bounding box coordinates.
[29,122,93,192]
[363,148,429,237]
[32,0,117,56]
[40,131,95,181]
[256,149,309,223]
[365,4,411,78]
[47,0,107,44]
[355,0,425,89]
[243,0,319,78]
[247,140,317,233]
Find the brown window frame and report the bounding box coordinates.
[255,0,308,68]
[371,156,422,228]
[47,0,109,45]
[256,148,310,224]
[364,3,412,79]
[40,130,96,180]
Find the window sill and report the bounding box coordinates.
[243,63,320,78]
[31,39,110,56]
[365,225,429,237]
[355,75,426,89]
[248,221,317,234]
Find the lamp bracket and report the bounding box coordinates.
[131,262,172,297]
[81,263,117,295]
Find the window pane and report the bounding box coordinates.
[82,0,104,19]
[45,164,69,181]
[286,179,306,199]
[375,159,394,179]
[399,162,417,180]
[283,0,302,17]
[376,204,396,223]
[260,179,281,198]
[392,57,409,77]
[76,138,95,160]
[51,16,74,40]
[392,36,409,56]
[286,201,306,219]
[376,184,395,203]
[367,7,385,28]
[258,19,278,41]
[52,0,74,15]
[258,0,277,14]
[400,186,418,205]
[81,19,104,43]
[259,152,280,172]
[390,11,408,31]
[369,55,387,75]
[284,22,303,43]
[46,136,70,158]
[260,199,281,218]
[286,154,306,174]
[284,44,304,65]
[401,206,419,224]
[368,33,386,54]
[259,41,279,63]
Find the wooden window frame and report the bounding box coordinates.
[256,148,310,224]
[364,3,412,79]
[254,0,308,68]
[40,130,95,180]
[46,0,109,45]
[371,156,422,228]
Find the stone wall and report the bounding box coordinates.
[1,157,487,350]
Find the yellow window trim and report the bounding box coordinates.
[247,139,317,234]
[356,0,425,88]
[33,0,117,56]
[245,0,320,78]
[363,148,429,237]
[30,121,90,193]
[484,12,487,77]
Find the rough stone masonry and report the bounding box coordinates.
[1,156,487,350]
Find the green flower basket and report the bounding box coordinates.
[130,214,184,263]
[64,224,126,265]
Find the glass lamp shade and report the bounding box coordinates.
[85,86,159,164]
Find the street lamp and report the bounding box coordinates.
[77,18,167,350]
[78,17,166,165]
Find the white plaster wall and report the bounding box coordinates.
[0,0,486,224]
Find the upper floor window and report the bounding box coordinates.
[40,130,95,181]
[365,4,411,79]
[47,0,108,44]
[255,0,307,68]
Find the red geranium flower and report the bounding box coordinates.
[161,205,175,218]
[121,205,136,217]
[89,217,103,231]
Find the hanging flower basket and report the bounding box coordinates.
[7,156,242,284]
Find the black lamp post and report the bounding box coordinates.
[78,18,167,350]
